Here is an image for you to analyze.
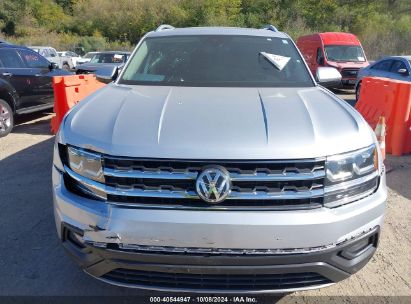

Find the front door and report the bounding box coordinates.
[0,48,36,110]
[18,48,55,107]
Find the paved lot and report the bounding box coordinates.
[0,91,410,303]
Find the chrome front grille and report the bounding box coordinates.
[341,68,360,78]
[62,153,326,209]
[93,157,325,209]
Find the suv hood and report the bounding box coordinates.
[62,84,374,159]
[328,61,369,70]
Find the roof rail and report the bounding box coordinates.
[262,25,278,32]
[155,24,175,32]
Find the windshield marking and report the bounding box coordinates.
[260,52,291,71]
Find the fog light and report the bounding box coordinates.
[67,230,86,249]
[340,233,377,260]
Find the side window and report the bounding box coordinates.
[316,48,324,65]
[390,60,407,74]
[18,49,50,68]
[40,49,48,57]
[371,60,393,71]
[0,49,25,68]
[49,49,58,57]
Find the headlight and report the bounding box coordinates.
[325,145,378,184]
[324,145,379,207]
[67,146,105,183]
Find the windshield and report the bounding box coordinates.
[120,35,313,87]
[83,53,95,58]
[90,53,126,63]
[324,45,366,62]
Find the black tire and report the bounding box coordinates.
[355,82,361,102]
[0,99,14,138]
[63,63,70,70]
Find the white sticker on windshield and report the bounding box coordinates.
[114,54,124,59]
[260,52,291,70]
[282,39,288,44]
[358,56,365,61]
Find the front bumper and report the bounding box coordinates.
[52,166,387,293]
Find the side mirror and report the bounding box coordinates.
[96,74,113,84]
[316,67,342,87]
[95,66,119,84]
[318,57,324,66]
[49,62,59,70]
[398,68,409,76]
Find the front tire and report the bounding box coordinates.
[63,63,70,70]
[0,99,14,138]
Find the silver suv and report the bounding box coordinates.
[52,25,387,293]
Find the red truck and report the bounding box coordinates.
[297,32,369,88]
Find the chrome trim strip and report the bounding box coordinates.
[116,243,335,255]
[104,167,325,181]
[87,226,378,255]
[228,189,323,200]
[105,202,322,210]
[104,168,198,180]
[104,156,326,164]
[65,165,324,200]
[230,170,325,181]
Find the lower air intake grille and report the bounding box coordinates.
[102,269,332,291]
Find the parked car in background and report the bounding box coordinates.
[297,32,369,88]
[75,51,130,80]
[355,55,411,101]
[0,43,71,137]
[29,46,72,70]
[76,51,98,65]
[53,25,386,293]
[58,51,82,69]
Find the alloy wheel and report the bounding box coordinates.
[0,103,11,133]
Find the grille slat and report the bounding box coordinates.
[341,68,360,77]
[102,269,332,290]
[104,157,323,171]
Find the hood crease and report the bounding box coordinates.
[257,89,269,144]
[111,90,132,147]
[157,87,173,144]
[297,89,318,145]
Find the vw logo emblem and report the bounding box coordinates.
[195,166,231,204]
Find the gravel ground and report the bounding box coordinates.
[0,92,409,303]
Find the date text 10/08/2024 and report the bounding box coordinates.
[149,296,259,303]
